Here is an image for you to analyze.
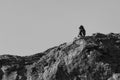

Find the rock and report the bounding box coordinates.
[0,33,120,80]
[108,73,120,80]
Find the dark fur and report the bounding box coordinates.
[78,25,86,37]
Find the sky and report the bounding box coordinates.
[0,0,120,56]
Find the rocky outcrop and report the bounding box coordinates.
[0,33,120,80]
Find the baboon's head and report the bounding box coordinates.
[79,25,84,29]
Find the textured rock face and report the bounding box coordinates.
[0,33,120,80]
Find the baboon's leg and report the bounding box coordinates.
[80,31,83,37]
[83,30,86,36]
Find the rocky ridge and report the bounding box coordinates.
[0,33,120,80]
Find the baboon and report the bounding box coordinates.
[78,25,86,37]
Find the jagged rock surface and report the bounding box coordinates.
[0,33,120,80]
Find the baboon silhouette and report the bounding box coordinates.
[78,25,86,37]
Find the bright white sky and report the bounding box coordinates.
[0,0,120,56]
